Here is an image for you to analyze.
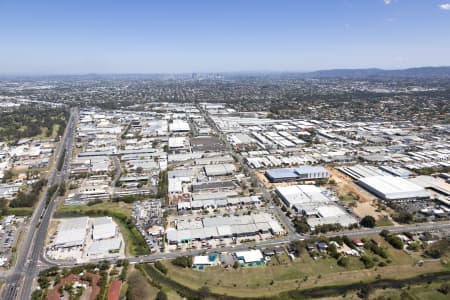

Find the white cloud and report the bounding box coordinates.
[439,3,450,10]
[384,0,392,4]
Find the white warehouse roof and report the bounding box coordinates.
[169,119,190,132]
[87,238,121,256]
[204,164,236,176]
[235,250,264,263]
[92,217,117,240]
[54,217,89,248]
[276,185,329,208]
[358,176,429,200]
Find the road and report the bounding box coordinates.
[2,105,450,297]
[197,104,298,238]
[45,220,450,269]
[38,104,450,270]
[1,107,78,300]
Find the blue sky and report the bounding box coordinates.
[0,0,449,74]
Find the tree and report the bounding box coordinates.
[426,239,449,258]
[437,283,450,295]
[393,210,413,224]
[155,291,168,300]
[337,256,349,267]
[198,286,211,299]
[360,215,376,228]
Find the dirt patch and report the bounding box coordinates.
[46,220,58,245]
[255,171,272,188]
[352,200,388,220]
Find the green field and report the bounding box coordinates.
[56,201,132,216]
[35,124,61,140]
[144,235,448,299]
[369,281,450,300]
[4,207,34,216]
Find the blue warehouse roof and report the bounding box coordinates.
[265,168,298,179]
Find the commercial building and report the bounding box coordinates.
[265,166,328,183]
[204,164,236,176]
[276,185,357,228]
[169,119,190,132]
[92,217,117,240]
[275,185,329,210]
[234,250,264,265]
[87,238,122,257]
[166,213,284,244]
[358,176,430,201]
[307,205,358,229]
[53,217,89,249]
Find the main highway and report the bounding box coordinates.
[1,107,78,300]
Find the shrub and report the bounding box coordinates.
[155,261,168,274]
[360,255,375,268]
[337,256,350,267]
[360,215,376,228]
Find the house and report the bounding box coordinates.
[234,250,264,265]
[317,242,328,251]
[353,239,364,247]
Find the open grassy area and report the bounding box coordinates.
[369,281,450,300]
[376,215,394,227]
[35,124,61,140]
[151,237,448,298]
[56,201,132,216]
[5,207,34,216]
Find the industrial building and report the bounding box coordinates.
[276,185,329,210]
[48,217,124,261]
[169,119,190,132]
[166,213,284,244]
[92,217,117,240]
[307,205,358,229]
[204,164,236,176]
[358,176,430,201]
[53,217,89,249]
[87,238,122,257]
[276,185,357,229]
[265,166,328,183]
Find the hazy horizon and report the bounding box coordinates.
[1,0,450,74]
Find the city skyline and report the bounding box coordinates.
[1,0,450,74]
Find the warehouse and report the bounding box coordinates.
[192,180,237,192]
[204,164,236,176]
[179,195,261,210]
[307,205,358,229]
[337,165,385,180]
[92,217,117,240]
[358,176,430,201]
[53,217,89,249]
[275,185,329,210]
[166,213,284,244]
[168,137,190,150]
[169,119,190,132]
[275,185,357,228]
[87,238,122,257]
[265,166,328,183]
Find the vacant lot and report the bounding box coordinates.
[56,201,132,216]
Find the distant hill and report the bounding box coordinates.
[303,66,450,78]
